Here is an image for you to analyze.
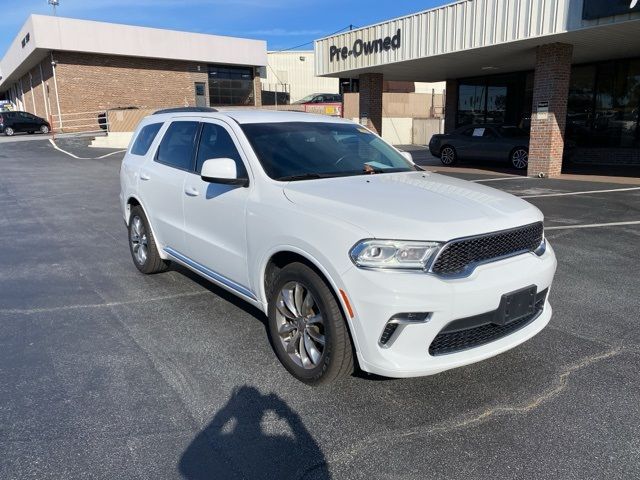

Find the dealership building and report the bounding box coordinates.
[315,0,640,176]
[0,15,266,131]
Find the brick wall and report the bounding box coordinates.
[53,51,208,131]
[16,58,56,122]
[444,79,458,133]
[13,53,212,132]
[358,73,383,135]
[528,43,573,177]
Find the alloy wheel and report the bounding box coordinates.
[441,147,455,165]
[130,215,149,265]
[511,149,528,169]
[5,127,14,136]
[40,125,50,134]
[275,281,326,369]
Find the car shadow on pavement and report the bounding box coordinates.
[171,263,267,324]
[179,386,331,480]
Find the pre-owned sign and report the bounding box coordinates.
[329,29,401,62]
[583,0,640,20]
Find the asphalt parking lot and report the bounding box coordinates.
[1,137,639,480]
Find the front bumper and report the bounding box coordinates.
[341,243,557,378]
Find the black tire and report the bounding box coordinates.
[510,147,529,170]
[128,205,169,274]
[440,145,457,166]
[4,127,14,137]
[28,131,35,135]
[267,262,354,385]
[40,125,50,134]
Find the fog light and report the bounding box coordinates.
[379,312,431,347]
[379,323,399,345]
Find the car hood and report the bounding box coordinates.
[283,171,543,241]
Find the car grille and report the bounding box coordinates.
[428,289,548,356]
[431,222,544,277]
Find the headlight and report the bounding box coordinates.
[349,240,442,270]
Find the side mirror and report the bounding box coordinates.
[400,151,413,163]
[200,158,249,187]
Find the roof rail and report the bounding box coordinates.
[153,107,218,115]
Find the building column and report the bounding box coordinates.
[444,79,458,133]
[358,73,383,135]
[528,43,573,177]
[253,68,262,107]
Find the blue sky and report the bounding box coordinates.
[0,0,445,55]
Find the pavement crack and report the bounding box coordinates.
[330,346,624,465]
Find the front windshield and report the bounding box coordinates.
[293,94,316,104]
[240,122,415,180]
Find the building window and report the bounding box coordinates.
[456,72,532,129]
[208,65,254,106]
[567,59,640,148]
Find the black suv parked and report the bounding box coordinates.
[0,111,51,136]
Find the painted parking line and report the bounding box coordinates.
[546,221,640,231]
[521,186,640,198]
[49,138,125,160]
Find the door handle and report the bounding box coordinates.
[140,172,151,181]
[184,186,200,197]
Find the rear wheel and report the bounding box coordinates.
[510,148,529,170]
[4,127,14,137]
[128,206,169,274]
[440,145,457,166]
[40,125,50,134]
[268,263,354,385]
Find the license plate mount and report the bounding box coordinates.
[495,285,537,326]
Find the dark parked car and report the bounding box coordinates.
[0,111,51,136]
[293,93,342,104]
[429,124,530,169]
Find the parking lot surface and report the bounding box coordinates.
[1,138,639,479]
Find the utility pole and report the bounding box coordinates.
[48,0,59,16]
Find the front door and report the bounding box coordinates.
[195,82,207,108]
[138,119,199,252]
[182,119,252,295]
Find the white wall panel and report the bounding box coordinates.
[317,0,629,76]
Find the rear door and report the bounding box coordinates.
[12,113,28,132]
[138,118,199,253]
[181,118,252,294]
[24,113,41,131]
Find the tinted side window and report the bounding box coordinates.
[195,123,247,177]
[131,123,162,156]
[155,121,199,170]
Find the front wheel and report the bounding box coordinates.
[510,148,529,170]
[268,263,354,385]
[128,206,169,274]
[4,127,14,137]
[40,125,50,134]
[440,146,457,166]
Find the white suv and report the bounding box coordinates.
[120,108,557,385]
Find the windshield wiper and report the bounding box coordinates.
[276,173,336,182]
